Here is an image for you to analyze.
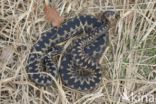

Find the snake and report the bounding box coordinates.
[26,11,114,91]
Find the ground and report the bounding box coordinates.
[0,0,156,104]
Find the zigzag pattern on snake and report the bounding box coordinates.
[26,11,113,90]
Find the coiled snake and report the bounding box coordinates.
[27,11,115,91]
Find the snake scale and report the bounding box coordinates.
[27,11,115,91]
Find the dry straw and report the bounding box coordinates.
[0,0,156,104]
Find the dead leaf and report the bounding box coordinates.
[44,5,64,27]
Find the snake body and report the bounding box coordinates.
[27,12,112,90]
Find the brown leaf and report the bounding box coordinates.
[44,5,64,27]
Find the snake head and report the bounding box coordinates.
[101,11,120,20]
[98,11,120,29]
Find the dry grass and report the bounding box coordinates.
[0,0,156,104]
